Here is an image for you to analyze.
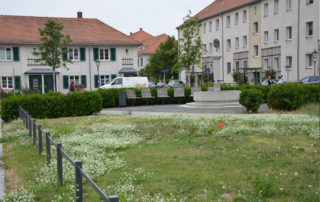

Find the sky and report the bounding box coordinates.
[0,0,214,38]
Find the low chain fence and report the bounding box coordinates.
[18,106,119,202]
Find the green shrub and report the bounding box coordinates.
[0,91,102,121]
[239,89,265,113]
[267,83,305,111]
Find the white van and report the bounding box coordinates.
[99,77,148,89]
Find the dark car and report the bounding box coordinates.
[260,79,277,86]
[168,80,185,88]
[299,76,320,85]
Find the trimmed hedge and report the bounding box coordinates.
[239,89,265,113]
[0,91,102,121]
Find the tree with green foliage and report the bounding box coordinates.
[139,36,178,81]
[176,11,203,86]
[33,19,72,92]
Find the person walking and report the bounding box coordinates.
[267,75,272,86]
[69,81,75,92]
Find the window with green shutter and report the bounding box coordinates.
[81,75,87,88]
[94,75,99,88]
[111,48,116,61]
[62,48,68,61]
[93,48,99,61]
[13,47,20,61]
[80,48,86,61]
[63,75,69,89]
[14,76,21,89]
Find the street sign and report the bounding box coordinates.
[205,68,210,74]
[161,70,168,72]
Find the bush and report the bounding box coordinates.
[267,83,305,111]
[239,89,265,113]
[0,91,102,121]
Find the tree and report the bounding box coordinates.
[140,36,178,81]
[33,19,72,92]
[176,11,203,86]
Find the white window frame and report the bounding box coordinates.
[264,31,269,44]
[274,0,279,14]
[253,22,259,34]
[243,36,247,48]
[254,6,257,15]
[227,62,232,74]
[274,56,279,69]
[286,26,292,40]
[264,3,269,17]
[243,60,248,68]
[264,58,269,69]
[68,48,79,61]
[99,48,110,61]
[235,37,239,49]
[0,47,13,61]
[235,13,239,25]
[100,75,110,86]
[203,23,207,33]
[274,29,279,42]
[253,45,259,57]
[243,10,247,23]
[306,54,313,68]
[227,39,231,50]
[209,43,213,53]
[226,16,231,28]
[70,75,80,84]
[286,56,293,68]
[1,76,13,89]
[209,21,212,32]
[140,57,143,67]
[306,21,313,37]
[286,0,293,11]
[203,44,207,53]
[216,19,220,31]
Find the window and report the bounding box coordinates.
[254,6,257,15]
[243,10,247,23]
[286,56,292,68]
[243,60,248,68]
[125,49,129,54]
[203,23,207,33]
[306,0,314,4]
[274,57,279,69]
[243,36,247,48]
[70,76,80,84]
[227,62,232,74]
[235,13,239,25]
[140,58,143,67]
[264,31,269,44]
[274,0,279,13]
[253,22,259,34]
[253,45,259,57]
[0,47,12,61]
[286,26,292,40]
[216,19,220,31]
[203,44,207,52]
[306,22,313,36]
[227,39,231,50]
[235,61,240,72]
[100,75,110,86]
[99,48,109,60]
[226,16,231,28]
[264,58,269,69]
[209,21,212,32]
[274,29,279,42]
[306,54,313,68]
[209,43,213,53]
[287,0,293,10]
[264,3,269,17]
[68,48,79,61]
[235,37,239,49]
[1,77,13,88]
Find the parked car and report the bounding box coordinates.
[167,80,185,88]
[99,77,148,89]
[148,82,157,88]
[260,79,277,86]
[299,76,320,85]
[156,82,167,88]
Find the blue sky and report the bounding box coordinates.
[0,0,214,37]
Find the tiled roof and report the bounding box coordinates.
[0,15,140,45]
[130,28,154,43]
[139,34,169,55]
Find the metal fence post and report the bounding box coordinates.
[33,119,37,145]
[29,117,32,137]
[38,125,43,154]
[109,195,119,202]
[75,160,83,202]
[46,132,51,166]
[57,143,63,186]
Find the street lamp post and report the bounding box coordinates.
[96,60,101,88]
[312,49,318,76]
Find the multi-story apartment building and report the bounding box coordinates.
[0,12,141,93]
[178,0,320,84]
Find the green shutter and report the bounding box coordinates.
[13,47,20,61]
[63,75,69,89]
[14,76,21,89]
[62,48,68,61]
[80,48,86,61]
[111,48,116,61]
[81,75,87,88]
[93,48,99,61]
[94,75,99,88]
[111,74,117,79]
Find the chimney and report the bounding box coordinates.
[77,11,83,19]
[140,28,143,31]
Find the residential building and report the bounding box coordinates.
[130,28,169,71]
[0,12,140,93]
[177,0,320,84]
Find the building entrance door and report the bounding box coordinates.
[44,75,54,93]
[29,75,42,93]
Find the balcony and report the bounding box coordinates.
[27,58,46,66]
[122,58,133,66]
